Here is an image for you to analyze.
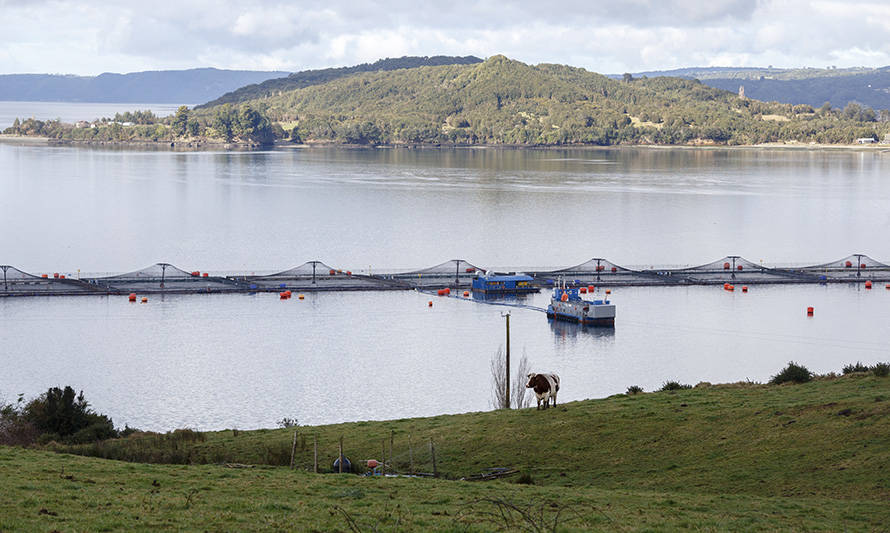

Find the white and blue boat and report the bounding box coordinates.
[471,272,538,294]
[546,283,615,326]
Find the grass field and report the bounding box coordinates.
[4,374,889,531]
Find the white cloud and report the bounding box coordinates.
[0,0,889,74]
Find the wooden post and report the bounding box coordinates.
[382,438,387,475]
[313,434,318,473]
[408,434,414,474]
[289,430,298,470]
[429,438,438,478]
[338,436,343,474]
[390,430,394,473]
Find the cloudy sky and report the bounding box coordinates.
[1,0,889,75]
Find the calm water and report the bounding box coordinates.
[2,139,890,430]
[0,101,187,129]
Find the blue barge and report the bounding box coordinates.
[471,273,539,294]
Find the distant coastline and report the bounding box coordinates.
[2,133,888,152]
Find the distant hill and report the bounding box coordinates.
[196,55,483,108]
[198,55,887,145]
[10,56,888,146]
[0,68,288,103]
[622,66,890,110]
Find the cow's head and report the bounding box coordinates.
[525,373,538,388]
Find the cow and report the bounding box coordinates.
[526,373,560,410]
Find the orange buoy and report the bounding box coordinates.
[844,261,852,268]
[141,297,148,303]
[279,292,288,299]
[580,287,587,294]
[298,294,305,300]
[611,266,617,272]
[59,275,65,279]
[337,269,342,274]
[428,301,433,307]
[724,284,734,291]
[742,286,748,292]
[463,291,469,297]
[886,284,890,290]
[53,273,59,278]
[588,285,595,292]
[346,271,352,276]
[737,265,743,271]
[596,265,604,272]
[128,293,137,302]
[41,274,48,278]
[861,264,867,269]
[202,272,209,278]
[437,289,447,296]
[865,280,872,289]
[807,306,814,316]
[561,292,569,302]
[329,269,335,275]
[605,289,611,295]
[723,262,730,270]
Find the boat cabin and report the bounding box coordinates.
[471,273,537,294]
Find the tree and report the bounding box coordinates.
[622,73,633,83]
[172,105,190,136]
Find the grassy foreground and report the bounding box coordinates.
[5,374,889,531]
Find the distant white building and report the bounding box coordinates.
[856,138,875,144]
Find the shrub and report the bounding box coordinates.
[770,362,812,384]
[842,362,869,374]
[516,472,534,485]
[659,381,692,392]
[626,385,643,395]
[278,417,299,428]
[872,362,890,377]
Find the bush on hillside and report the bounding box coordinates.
[0,386,123,446]
[770,362,812,384]
[659,381,692,392]
[872,362,889,377]
[626,385,643,395]
[843,362,869,374]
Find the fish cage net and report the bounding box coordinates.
[243,261,401,291]
[384,259,483,288]
[0,265,98,295]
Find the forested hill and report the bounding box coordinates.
[628,66,890,110]
[0,68,287,103]
[195,55,483,109]
[205,55,888,145]
[8,56,888,146]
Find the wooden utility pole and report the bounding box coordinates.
[313,434,318,473]
[338,436,344,474]
[382,438,387,475]
[504,311,511,409]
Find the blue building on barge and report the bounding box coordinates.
[471,273,538,294]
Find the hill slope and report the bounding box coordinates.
[0,68,288,103]
[211,55,888,145]
[629,66,890,110]
[195,55,483,109]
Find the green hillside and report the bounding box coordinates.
[195,55,483,109]
[4,374,889,531]
[214,55,888,145]
[6,55,889,146]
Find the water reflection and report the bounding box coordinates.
[548,318,617,341]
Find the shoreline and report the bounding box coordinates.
[2,133,888,152]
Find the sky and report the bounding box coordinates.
[1,0,889,75]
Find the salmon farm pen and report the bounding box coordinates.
[2,254,889,298]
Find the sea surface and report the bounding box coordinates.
[2,130,890,431]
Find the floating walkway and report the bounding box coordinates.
[2,254,889,298]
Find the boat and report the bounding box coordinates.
[471,272,539,294]
[546,282,615,326]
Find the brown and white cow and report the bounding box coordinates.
[526,373,560,410]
